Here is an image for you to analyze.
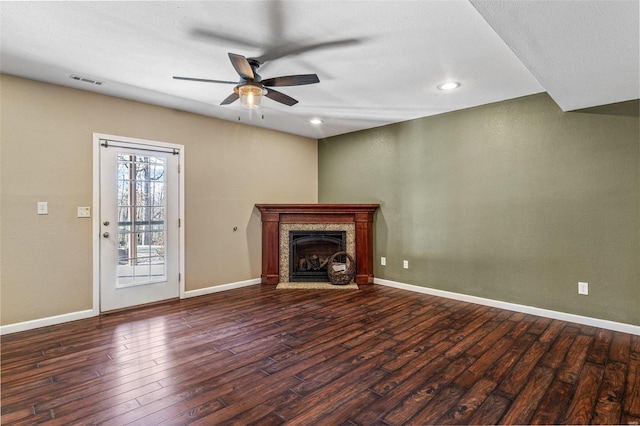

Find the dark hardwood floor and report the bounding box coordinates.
[1,284,639,425]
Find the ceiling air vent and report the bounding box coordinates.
[70,74,104,86]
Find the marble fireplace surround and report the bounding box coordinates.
[255,204,380,285]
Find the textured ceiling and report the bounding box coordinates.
[470,0,640,112]
[1,1,638,139]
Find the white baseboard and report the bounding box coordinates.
[1,278,262,335]
[0,309,97,336]
[375,278,640,336]
[183,278,261,298]
[6,278,635,336]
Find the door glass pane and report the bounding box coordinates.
[116,153,167,287]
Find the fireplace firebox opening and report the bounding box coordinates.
[289,230,346,282]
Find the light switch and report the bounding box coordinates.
[37,202,48,215]
[77,207,91,218]
[578,282,589,295]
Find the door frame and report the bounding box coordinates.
[92,133,185,314]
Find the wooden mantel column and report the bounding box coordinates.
[354,211,376,284]
[255,204,380,285]
[260,211,281,285]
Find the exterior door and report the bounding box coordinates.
[98,136,181,312]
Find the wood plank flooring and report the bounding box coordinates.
[2,284,639,425]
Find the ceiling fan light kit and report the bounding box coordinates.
[237,84,267,109]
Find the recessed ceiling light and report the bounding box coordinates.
[437,81,460,91]
[310,118,323,125]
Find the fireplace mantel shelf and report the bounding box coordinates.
[255,204,380,214]
[256,203,380,285]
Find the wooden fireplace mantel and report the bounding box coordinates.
[255,204,380,285]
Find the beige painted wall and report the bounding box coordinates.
[0,74,318,325]
[319,94,640,326]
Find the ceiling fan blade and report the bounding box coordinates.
[191,29,261,50]
[262,74,320,87]
[220,92,239,105]
[254,38,362,64]
[228,53,254,80]
[265,88,298,106]
[173,76,237,84]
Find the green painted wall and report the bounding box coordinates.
[319,93,639,326]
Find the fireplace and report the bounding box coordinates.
[256,204,380,284]
[279,223,355,284]
[289,230,346,282]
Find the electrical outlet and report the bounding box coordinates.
[37,202,48,215]
[578,282,589,295]
[77,207,91,217]
[403,260,409,269]
[380,257,386,266]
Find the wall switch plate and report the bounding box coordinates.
[578,282,589,295]
[77,207,91,217]
[380,256,386,266]
[403,260,409,269]
[37,202,48,215]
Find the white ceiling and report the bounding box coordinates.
[1,1,638,139]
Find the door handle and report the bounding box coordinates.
[103,232,110,238]
[103,221,110,226]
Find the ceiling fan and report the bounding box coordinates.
[173,52,320,109]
